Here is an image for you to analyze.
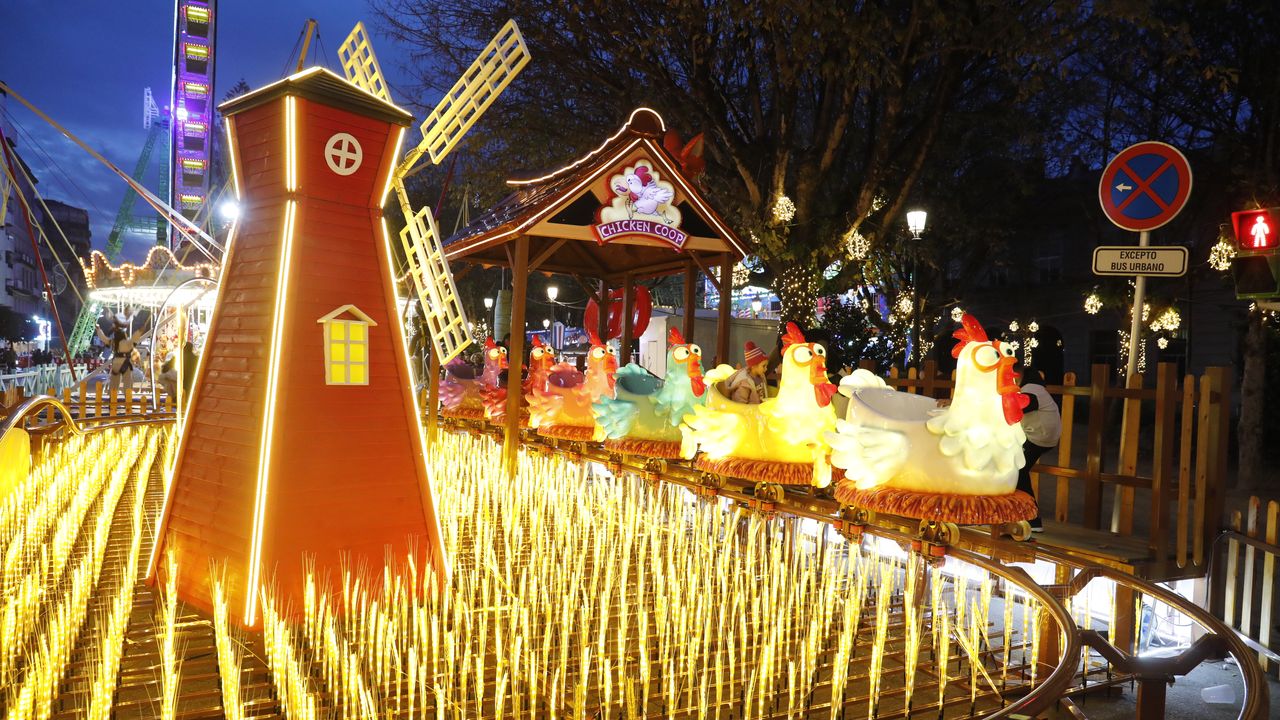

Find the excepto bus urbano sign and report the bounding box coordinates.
[1091,246,1189,277]
[592,159,688,251]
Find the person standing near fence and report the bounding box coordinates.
[1016,367,1061,532]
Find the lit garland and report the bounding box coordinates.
[771,194,796,223]
[81,246,219,290]
[895,292,914,317]
[1208,236,1236,272]
[1084,292,1102,315]
[1150,307,1181,333]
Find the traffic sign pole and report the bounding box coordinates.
[1099,141,1192,379]
[1126,230,1150,379]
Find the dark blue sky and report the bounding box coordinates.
[1,0,421,260]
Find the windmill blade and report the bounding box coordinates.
[337,21,392,103]
[398,19,530,176]
[398,199,471,363]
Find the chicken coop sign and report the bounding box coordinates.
[593,160,687,250]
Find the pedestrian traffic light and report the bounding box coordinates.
[1231,207,1280,299]
[1233,208,1278,251]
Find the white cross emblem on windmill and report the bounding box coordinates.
[324,132,363,175]
[338,20,530,364]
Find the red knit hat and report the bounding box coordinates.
[744,341,766,367]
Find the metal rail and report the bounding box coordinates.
[1,394,175,441]
[454,421,1271,720]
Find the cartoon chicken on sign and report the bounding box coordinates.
[682,323,839,489]
[593,328,705,458]
[825,314,1037,538]
[527,331,619,440]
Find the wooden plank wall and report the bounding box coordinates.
[867,359,1233,577]
[1217,497,1280,678]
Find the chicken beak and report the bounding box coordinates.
[688,361,706,397]
[997,356,1019,395]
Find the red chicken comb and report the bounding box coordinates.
[781,322,807,349]
[668,327,686,346]
[951,314,989,358]
[588,329,603,347]
[484,337,497,350]
[532,335,545,349]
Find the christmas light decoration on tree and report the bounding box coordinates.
[843,229,871,260]
[895,293,914,316]
[771,194,796,223]
[1209,236,1236,271]
[1150,308,1181,333]
[823,260,843,280]
[1028,321,1039,333]
[1084,292,1102,315]
[1008,320,1020,333]
[951,306,965,322]
[1157,337,1169,350]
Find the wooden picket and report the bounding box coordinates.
[1215,496,1280,677]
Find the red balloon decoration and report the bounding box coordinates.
[584,286,653,340]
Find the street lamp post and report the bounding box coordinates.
[905,210,927,368]
[546,285,559,348]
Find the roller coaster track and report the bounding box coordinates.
[0,401,1268,719]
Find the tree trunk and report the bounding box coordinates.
[1237,309,1266,489]
[776,264,820,328]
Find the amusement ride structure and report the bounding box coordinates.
[0,8,1271,720]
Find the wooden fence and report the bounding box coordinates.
[0,382,174,423]
[864,360,1232,580]
[1214,495,1280,678]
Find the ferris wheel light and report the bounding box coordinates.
[176,106,190,122]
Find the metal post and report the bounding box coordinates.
[1125,230,1151,379]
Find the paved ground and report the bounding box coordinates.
[1050,655,1279,719]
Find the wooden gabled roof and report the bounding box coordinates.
[443,108,748,281]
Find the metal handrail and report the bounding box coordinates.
[0,394,175,441]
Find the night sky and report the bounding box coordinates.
[0,0,421,261]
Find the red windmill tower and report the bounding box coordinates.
[148,21,530,626]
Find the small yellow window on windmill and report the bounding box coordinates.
[317,304,377,386]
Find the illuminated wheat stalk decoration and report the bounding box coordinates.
[157,549,181,720]
[4,428,150,719]
[211,568,245,720]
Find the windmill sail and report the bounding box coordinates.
[340,18,530,363]
[397,198,471,363]
[399,19,530,174]
[337,21,392,103]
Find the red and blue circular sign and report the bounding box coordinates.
[1099,141,1193,232]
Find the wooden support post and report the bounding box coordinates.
[717,253,733,366]
[1055,372,1077,524]
[426,347,441,447]
[597,280,610,343]
[620,275,635,365]
[123,383,132,417]
[1082,364,1108,530]
[1114,585,1136,655]
[1135,678,1167,720]
[683,259,697,343]
[503,235,529,477]
[1150,363,1177,564]
[1176,375,1196,569]
[94,382,102,419]
[108,384,118,418]
[1204,367,1231,562]
[78,381,87,419]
